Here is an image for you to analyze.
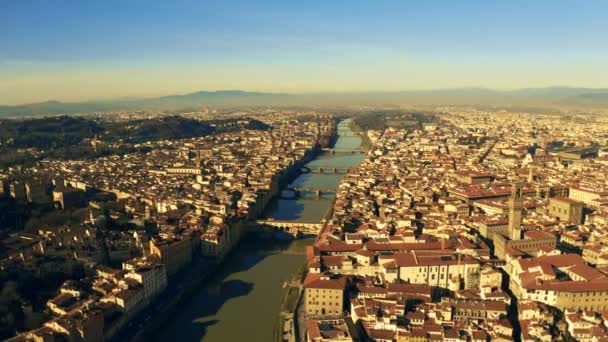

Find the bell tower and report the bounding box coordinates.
[195,150,201,169]
[508,180,524,240]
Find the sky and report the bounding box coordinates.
[0,0,607,105]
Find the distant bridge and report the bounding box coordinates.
[255,219,324,236]
[321,148,366,154]
[279,187,336,199]
[301,165,355,174]
[335,130,358,137]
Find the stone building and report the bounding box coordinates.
[303,274,347,317]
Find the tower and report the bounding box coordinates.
[508,180,524,240]
[195,150,201,169]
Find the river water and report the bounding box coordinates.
[154,119,363,341]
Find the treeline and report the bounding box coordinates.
[0,115,271,168]
[103,116,215,144]
[353,111,437,131]
[0,115,215,149]
[0,116,103,149]
[353,112,388,131]
[0,115,271,149]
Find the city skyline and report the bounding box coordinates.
[1,0,607,104]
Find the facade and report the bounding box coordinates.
[149,235,193,276]
[381,251,481,291]
[548,197,584,224]
[510,254,608,311]
[303,274,347,317]
[25,181,52,203]
[52,187,86,209]
[569,186,608,207]
[306,319,354,342]
[456,172,493,185]
[123,259,168,304]
[10,181,27,201]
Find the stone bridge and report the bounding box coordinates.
[321,148,366,154]
[255,220,324,236]
[301,165,355,174]
[279,187,336,200]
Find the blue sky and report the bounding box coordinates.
[1,0,607,104]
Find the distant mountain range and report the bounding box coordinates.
[1,88,608,116]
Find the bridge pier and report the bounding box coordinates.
[306,166,353,174]
[254,220,325,237]
[320,148,366,154]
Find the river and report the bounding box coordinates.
[154,119,364,341]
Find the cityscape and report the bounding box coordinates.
[2,1,608,342]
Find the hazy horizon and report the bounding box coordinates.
[1,0,607,105]
[3,86,608,106]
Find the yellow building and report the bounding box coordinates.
[548,197,584,224]
[303,274,347,317]
[569,186,608,207]
[510,254,608,311]
[380,251,481,291]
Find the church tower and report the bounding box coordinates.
[528,166,534,183]
[508,180,524,240]
[195,150,201,169]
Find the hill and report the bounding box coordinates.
[2,87,608,116]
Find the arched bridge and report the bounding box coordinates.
[255,220,324,236]
[279,187,337,199]
[321,148,366,154]
[301,165,355,174]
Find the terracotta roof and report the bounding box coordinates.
[303,273,347,290]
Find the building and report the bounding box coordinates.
[304,274,347,317]
[548,197,584,224]
[149,234,193,276]
[101,287,144,314]
[53,187,86,209]
[569,186,608,207]
[10,181,27,201]
[494,180,557,259]
[25,181,52,204]
[307,319,355,342]
[380,251,481,291]
[510,254,608,311]
[456,171,493,185]
[123,258,168,304]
